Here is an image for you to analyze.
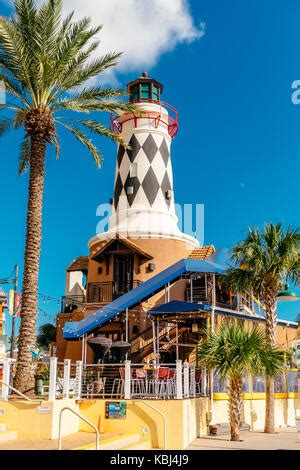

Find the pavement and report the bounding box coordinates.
[0,432,112,450]
[188,427,300,450]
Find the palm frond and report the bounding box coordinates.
[0,117,12,136]
[57,120,102,166]
[59,118,124,145]
[18,137,30,174]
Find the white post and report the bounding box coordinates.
[124,360,131,399]
[63,359,71,399]
[167,282,171,302]
[75,360,83,400]
[190,365,196,398]
[1,360,11,401]
[152,321,157,365]
[176,360,183,399]
[48,357,58,401]
[157,318,160,364]
[176,324,179,360]
[202,367,207,396]
[183,362,190,398]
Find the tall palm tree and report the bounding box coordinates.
[198,323,284,441]
[224,223,299,433]
[0,0,136,391]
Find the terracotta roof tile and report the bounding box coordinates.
[67,256,89,273]
[188,245,215,260]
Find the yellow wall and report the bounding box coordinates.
[213,397,300,430]
[78,398,209,450]
[0,399,79,440]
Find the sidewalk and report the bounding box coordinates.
[188,427,300,450]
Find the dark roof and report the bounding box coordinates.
[90,235,153,261]
[149,300,211,316]
[67,256,89,273]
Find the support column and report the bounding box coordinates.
[183,361,190,398]
[124,360,131,399]
[48,357,58,401]
[1,360,11,401]
[176,360,183,399]
[75,360,83,400]
[63,359,71,399]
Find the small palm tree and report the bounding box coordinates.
[0,0,136,391]
[198,323,284,441]
[224,223,299,433]
[36,323,56,350]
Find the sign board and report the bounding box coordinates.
[105,401,127,419]
[37,405,52,414]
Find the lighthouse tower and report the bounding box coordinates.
[92,73,198,248]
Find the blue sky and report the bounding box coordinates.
[0,0,299,335]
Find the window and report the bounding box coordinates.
[130,163,137,178]
[141,83,151,99]
[130,85,139,101]
[152,85,159,101]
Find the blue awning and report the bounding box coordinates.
[63,252,231,339]
[148,300,211,316]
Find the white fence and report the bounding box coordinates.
[0,359,208,401]
[1,359,297,401]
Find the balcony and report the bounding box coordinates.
[61,281,142,313]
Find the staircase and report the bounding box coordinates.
[0,423,17,444]
[131,325,186,362]
[73,432,152,450]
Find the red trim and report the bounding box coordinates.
[110,100,179,138]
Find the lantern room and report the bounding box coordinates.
[127,71,163,103]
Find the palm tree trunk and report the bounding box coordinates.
[264,289,277,433]
[229,377,242,441]
[14,135,46,392]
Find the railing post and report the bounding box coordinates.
[63,359,71,399]
[48,357,57,401]
[176,360,182,399]
[124,360,131,399]
[190,365,196,398]
[183,362,190,398]
[75,360,83,400]
[1,360,11,401]
[202,368,207,396]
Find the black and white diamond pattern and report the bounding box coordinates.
[114,132,174,211]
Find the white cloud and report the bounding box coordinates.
[35,0,205,84]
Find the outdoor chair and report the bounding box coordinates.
[131,368,147,396]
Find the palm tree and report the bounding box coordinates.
[198,323,284,441]
[36,323,56,350]
[0,0,136,391]
[224,223,299,433]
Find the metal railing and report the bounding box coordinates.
[0,380,42,403]
[87,280,142,303]
[58,407,99,450]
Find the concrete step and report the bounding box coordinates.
[0,431,18,443]
[123,440,153,450]
[74,433,141,450]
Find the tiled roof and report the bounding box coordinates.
[67,256,89,273]
[188,245,215,260]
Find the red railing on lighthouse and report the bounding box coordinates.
[110,99,179,138]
